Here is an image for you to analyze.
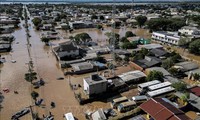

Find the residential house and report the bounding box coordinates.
[70,61,94,74]
[91,108,107,120]
[83,74,107,96]
[52,41,79,61]
[139,43,163,50]
[140,98,191,120]
[149,48,168,59]
[188,86,200,112]
[118,70,146,84]
[130,56,162,71]
[178,26,200,38]
[69,21,85,29]
[174,61,199,72]
[152,31,180,45]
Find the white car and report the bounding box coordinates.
[11,60,16,63]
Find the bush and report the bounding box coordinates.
[31,91,39,100]
[146,70,164,82]
[189,40,200,55]
[172,82,187,92]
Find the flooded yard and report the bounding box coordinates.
[0,15,150,120]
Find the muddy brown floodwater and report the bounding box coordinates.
[0,16,150,120]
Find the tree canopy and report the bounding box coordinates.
[146,70,164,82]
[135,15,147,28]
[172,82,187,92]
[74,33,92,44]
[189,39,200,55]
[32,17,42,27]
[147,18,186,32]
[125,31,136,38]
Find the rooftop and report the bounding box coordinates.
[139,43,163,50]
[190,86,200,97]
[175,61,199,72]
[118,70,146,83]
[140,98,191,120]
[71,62,93,72]
[84,74,107,85]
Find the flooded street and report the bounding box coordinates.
[0,12,150,119]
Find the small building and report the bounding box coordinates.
[42,24,53,30]
[52,41,79,61]
[140,98,191,120]
[138,80,161,92]
[139,43,163,50]
[70,61,94,74]
[111,96,128,109]
[152,31,181,45]
[69,21,85,29]
[117,101,136,112]
[130,56,162,71]
[131,95,148,103]
[88,46,110,54]
[174,61,199,72]
[91,108,107,120]
[118,70,146,84]
[145,67,171,77]
[188,86,200,111]
[0,44,11,52]
[178,26,200,38]
[128,37,151,45]
[83,74,107,96]
[149,48,168,58]
[147,81,172,91]
[146,86,175,97]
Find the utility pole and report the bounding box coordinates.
[111,0,116,76]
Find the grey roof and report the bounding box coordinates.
[140,43,163,50]
[92,108,107,120]
[132,95,148,101]
[175,61,199,72]
[84,74,107,85]
[53,41,78,53]
[185,68,200,75]
[146,67,171,76]
[114,49,131,55]
[71,62,93,72]
[0,44,11,49]
[150,48,167,57]
[118,70,146,82]
[130,115,146,120]
[134,56,162,69]
[189,93,200,111]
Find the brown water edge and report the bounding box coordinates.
[0,18,151,120]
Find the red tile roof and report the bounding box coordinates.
[190,86,200,97]
[140,98,191,120]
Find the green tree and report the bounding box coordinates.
[135,15,147,28]
[74,33,91,44]
[96,24,103,29]
[146,70,164,82]
[24,72,37,83]
[125,31,136,38]
[121,41,137,49]
[41,37,50,45]
[162,58,174,69]
[32,17,42,27]
[172,82,187,92]
[193,73,200,80]
[31,91,39,100]
[168,67,178,76]
[120,37,129,43]
[99,15,105,20]
[178,37,190,47]
[189,40,200,55]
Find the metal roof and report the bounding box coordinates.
[148,81,172,91]
[118,70,146,82]
[138,80,161,88]
[147,86,175,97]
